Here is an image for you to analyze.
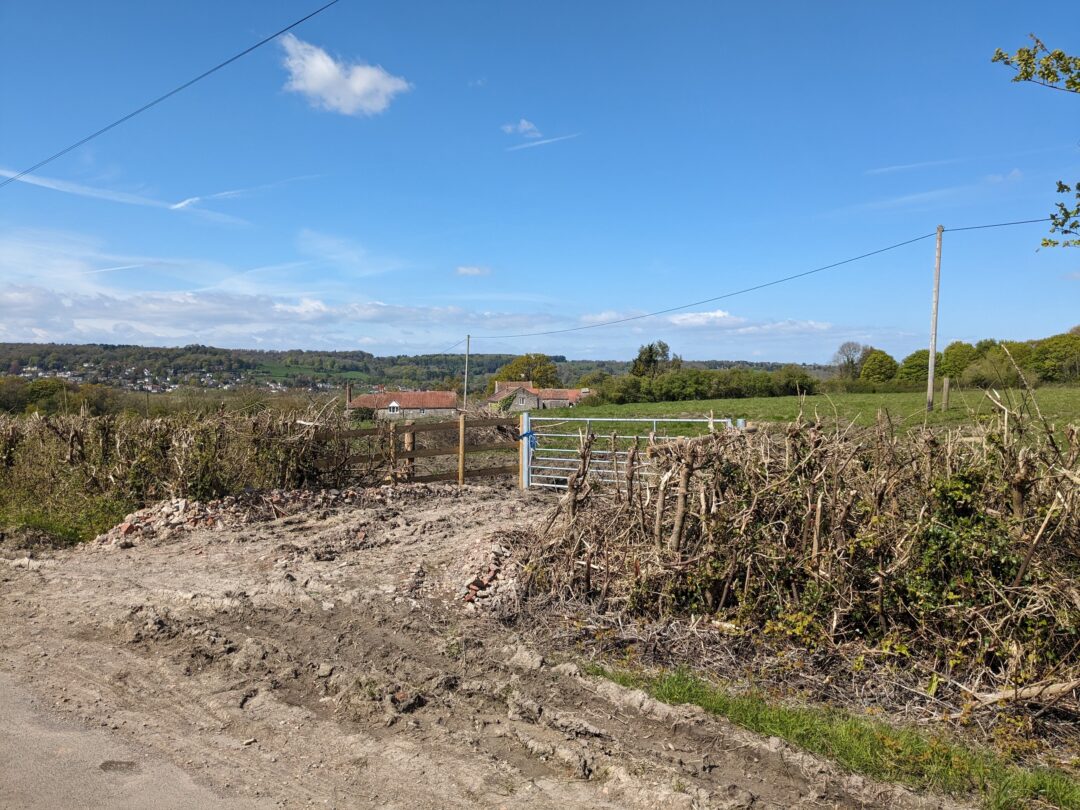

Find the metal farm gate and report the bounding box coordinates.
[519,414,743,492]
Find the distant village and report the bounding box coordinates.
[12,362,333,394]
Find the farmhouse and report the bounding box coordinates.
[349,391,458,420]
[484,380,588,412]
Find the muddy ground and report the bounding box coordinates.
[0,482,967,809]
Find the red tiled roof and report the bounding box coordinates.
[484,384,536,403]
[536,388,585,403]
[494,380,534,392]
[349,391,458,409]
[485,386,585,404]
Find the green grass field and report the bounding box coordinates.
[542,388,1080,430]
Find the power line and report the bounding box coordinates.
[0,0,342,191]
[944,216,1052,232]
[472,231,937,340]
[469,214,1054,342]
[437,338,467,354]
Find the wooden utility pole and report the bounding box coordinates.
[462,334,471,410]
[926,225,943,412]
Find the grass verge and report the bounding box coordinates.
[587,665,1080,810]
[0,494,135,545]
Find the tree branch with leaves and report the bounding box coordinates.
[993,35,1079,247]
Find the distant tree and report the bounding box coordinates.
[0,376,28,413]
[575,370,611,389]
[940,341,979,378]
[856,345,877,376]
[23,378,71,415]
[486,353,559,394]
[975,338,999,356]
[772,365,817,395]
[859,350,898,382]
[896,350,941,382]
[831,341,864,379]
[993,36,1079,247]
[630,341,674,379]
[961,346,1033,389]
[1070,324,1080,336]
[1030,333,1080,381]
[1000,340,1035,368]
[433,376,463,393]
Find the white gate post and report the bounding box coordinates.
[519,411,531,490]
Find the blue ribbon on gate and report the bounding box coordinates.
[517,430,539,449]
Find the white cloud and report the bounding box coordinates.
[985,168,1023,184]
[501,118,542,138]
[864,157,964,175]
[506,133,580,151]
[0,166,269,225]
[579,310,640,325]
[0,167,168,208]
[169,174,318,212]
[280,33,410,116]
[0,281,563,348]
[726,319,832,336]
[668,309,746,328]
[455,265,490,276]
[296,228,402,276]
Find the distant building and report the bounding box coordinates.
[484,380,588,412]
[348,390,459,420]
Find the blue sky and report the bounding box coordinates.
[0,1,1076,362]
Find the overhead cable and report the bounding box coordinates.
[0,0,342,190]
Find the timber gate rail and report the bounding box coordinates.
[315,415,521,485]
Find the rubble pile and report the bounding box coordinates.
[459,532,531,611]
[93,483,470,549]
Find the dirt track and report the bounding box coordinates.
[0,483,966,809]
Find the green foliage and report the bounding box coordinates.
[900,473,1022,645]
[630,341,681,378]
[896,350,941,382]
[993,36,1079,248]
[586,366,818,405]
[941,341,979,379]
[593,666,1080,809]
[0,493,134,546]
[574,370,611,389]
[993,35,1080,92]
[961,346,1038,389]
[486,353,560,394]
[1030,333,1080,382]
[859,349,899,382]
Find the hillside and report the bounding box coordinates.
[0,342,827,393]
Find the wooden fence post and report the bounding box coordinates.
[941,376,950,411]
[457,413,467,485]
[388,421,397,482]
[402,421,414,481]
